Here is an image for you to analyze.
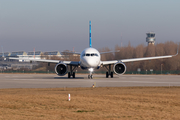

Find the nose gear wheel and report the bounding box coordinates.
[88,70,93,79]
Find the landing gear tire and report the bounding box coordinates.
[68,72,71,78]
[68,72,75,78]
[105,65,113,78]
[106,72,109,78]
[88,75,93,79]
[68,65,77,78]
[110,72,113,78]
[73,72,75,78]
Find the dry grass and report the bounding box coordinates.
[0,87,180,120]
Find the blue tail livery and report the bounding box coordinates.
[89,21,92,48]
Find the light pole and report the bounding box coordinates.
[161,64,163,75]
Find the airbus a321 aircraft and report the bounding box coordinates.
[9,21,178,79]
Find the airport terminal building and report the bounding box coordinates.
[0,51,64,70]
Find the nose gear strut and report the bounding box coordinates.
[88,68,93,79]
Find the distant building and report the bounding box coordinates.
[43,51,62,58]
[43,51,61,56]
[0,52,10,57]
[27,51,42,56]
[8,51,27,62]
[0,50,64,70]
[26,51,43,60]
[10,51,27,57]
[16,51,43,62]
[146,32,155,45]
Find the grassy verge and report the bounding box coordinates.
[0,87,180,120]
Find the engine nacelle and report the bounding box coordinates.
[113,62,126,75]
[55,63,68,76]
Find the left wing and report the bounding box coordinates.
[9,57,80,66]
[102,51,178,65]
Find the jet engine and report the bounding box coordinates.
[55,63,68,76]
[113,62,126,75]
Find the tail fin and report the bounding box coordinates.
[89,21,92,48]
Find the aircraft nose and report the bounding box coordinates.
[86,59,98,67]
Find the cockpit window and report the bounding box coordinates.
[86,54,90,56]
[84,53,98,57]
[95,53,98,56]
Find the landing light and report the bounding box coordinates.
[89,68,94,72]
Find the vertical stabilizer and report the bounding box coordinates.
[89,21,92,48]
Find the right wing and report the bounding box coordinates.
[61,52,81,55]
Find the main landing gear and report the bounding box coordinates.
[68,65,77,78]
[104,64,114,78]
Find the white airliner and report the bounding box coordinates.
[9,21,178,79]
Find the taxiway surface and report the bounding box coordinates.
[0,74,180,89]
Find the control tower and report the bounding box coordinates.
[146,32,155,45]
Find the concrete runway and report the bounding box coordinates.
[0,74,180,89]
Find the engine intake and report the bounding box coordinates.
[113,62,126,75]
[55,63,68,76]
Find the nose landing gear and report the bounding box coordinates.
[88,68,94,79]
[88,74,93,79]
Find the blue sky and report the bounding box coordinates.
[0,0,180,52]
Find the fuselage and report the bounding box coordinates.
[80,47,101,69]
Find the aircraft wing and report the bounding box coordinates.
[100,50,120,54]
[8,57,80,66]
[61,52,81,55]
[102,52,178,65]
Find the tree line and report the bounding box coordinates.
[101,41,180,72]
